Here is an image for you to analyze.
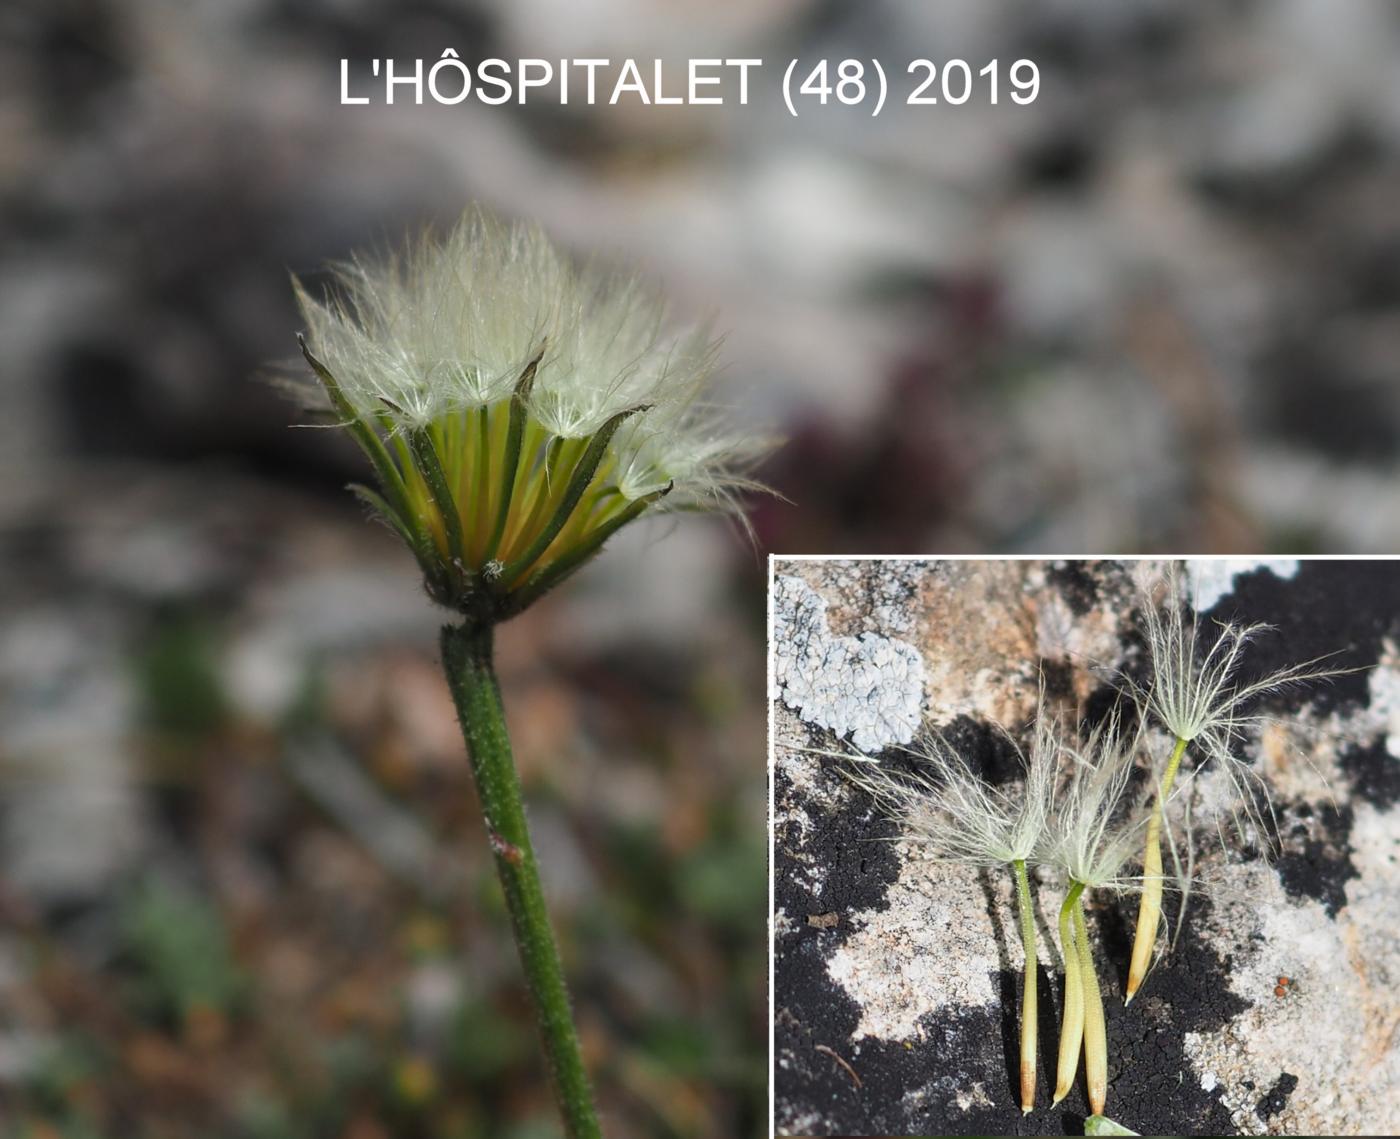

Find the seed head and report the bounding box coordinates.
[1040,713,1154,890]
[834,712,1061,869]
[290,208,772,623]
[1129,567,1349,844]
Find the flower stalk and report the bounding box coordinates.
[1012,858,1039,1114]
[441,624,601,1139]
[1052,880,1086,1106]
[1125,734,1187,1002]
[1073,896,1108,1115]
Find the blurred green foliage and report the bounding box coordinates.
[119,876,245,1026]
[134,614,229,739]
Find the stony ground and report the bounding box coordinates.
[772,558,1400,1137]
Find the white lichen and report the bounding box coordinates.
[825,861,1002,1040]
[1185,558,1300,613]
[773,575,925,752]
[1364,639,1400,758]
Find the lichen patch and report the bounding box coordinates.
[825,858,1002,1041]
[773,574,926,752]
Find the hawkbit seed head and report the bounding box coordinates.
[291,208,773,624]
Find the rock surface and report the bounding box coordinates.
[772,558,1400,1136]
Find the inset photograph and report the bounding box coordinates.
[771,559,1400,1136]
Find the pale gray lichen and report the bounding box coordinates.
[1185,558,1300,613]
[825,860,1006,1039]
[1364,639,1400,758]
[773,574,926,752]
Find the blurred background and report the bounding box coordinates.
[2,0,1400,1136]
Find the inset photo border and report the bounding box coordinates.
[769,558,1400,1137]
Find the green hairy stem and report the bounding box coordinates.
[440,623,602,1139]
